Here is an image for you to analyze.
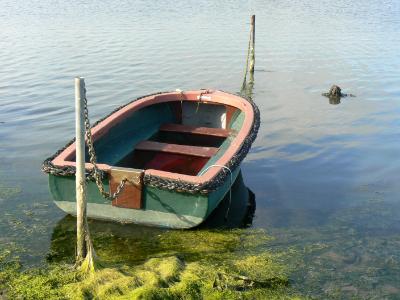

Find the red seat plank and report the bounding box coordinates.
[135,141,218,158]
[159,123,231,138]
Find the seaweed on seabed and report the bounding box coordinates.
[0,184,21,201]
[3,225,304,299]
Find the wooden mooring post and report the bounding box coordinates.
[241,15,256,93]
[75,77,87,262]
[74,77,96,271]
[249,15,255,75]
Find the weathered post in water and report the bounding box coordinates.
[75,77,86,262]
[75,77,95,271]
[249,15,255,75]
[241,15,256,95]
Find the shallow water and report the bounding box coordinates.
[1,0,400,298]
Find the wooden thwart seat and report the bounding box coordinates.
[135,141,219,158]
[159,123,231,138]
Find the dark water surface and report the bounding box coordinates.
[1,0,400,298]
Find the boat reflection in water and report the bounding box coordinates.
[199,171,255,229]
[47,170,256,264]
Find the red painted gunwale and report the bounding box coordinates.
[51,90,254,184]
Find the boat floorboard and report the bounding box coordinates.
[135,141,219,158]
[159,123,231,138]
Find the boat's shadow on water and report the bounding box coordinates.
[199,171,256,229]
[47,171,256,264]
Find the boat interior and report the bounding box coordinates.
[84,100,245,176]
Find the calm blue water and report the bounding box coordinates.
[1,0,400,298]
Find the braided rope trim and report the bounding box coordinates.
[41,90,260,195]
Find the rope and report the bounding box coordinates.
[199,165,233,220]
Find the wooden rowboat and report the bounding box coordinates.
[42,90,259,228]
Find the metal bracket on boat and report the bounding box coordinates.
[109,167,144,209]
[110,167,143,186]
[197,90,213,102]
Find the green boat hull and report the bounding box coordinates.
[49,167,242,229]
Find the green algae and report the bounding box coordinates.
[0,184,21,201]
[0,199,54,264]
[6,264,77,300]
[2,255,298,300]
[0,244,24,299]
[47,216,274,265]
[1,220,303,300]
